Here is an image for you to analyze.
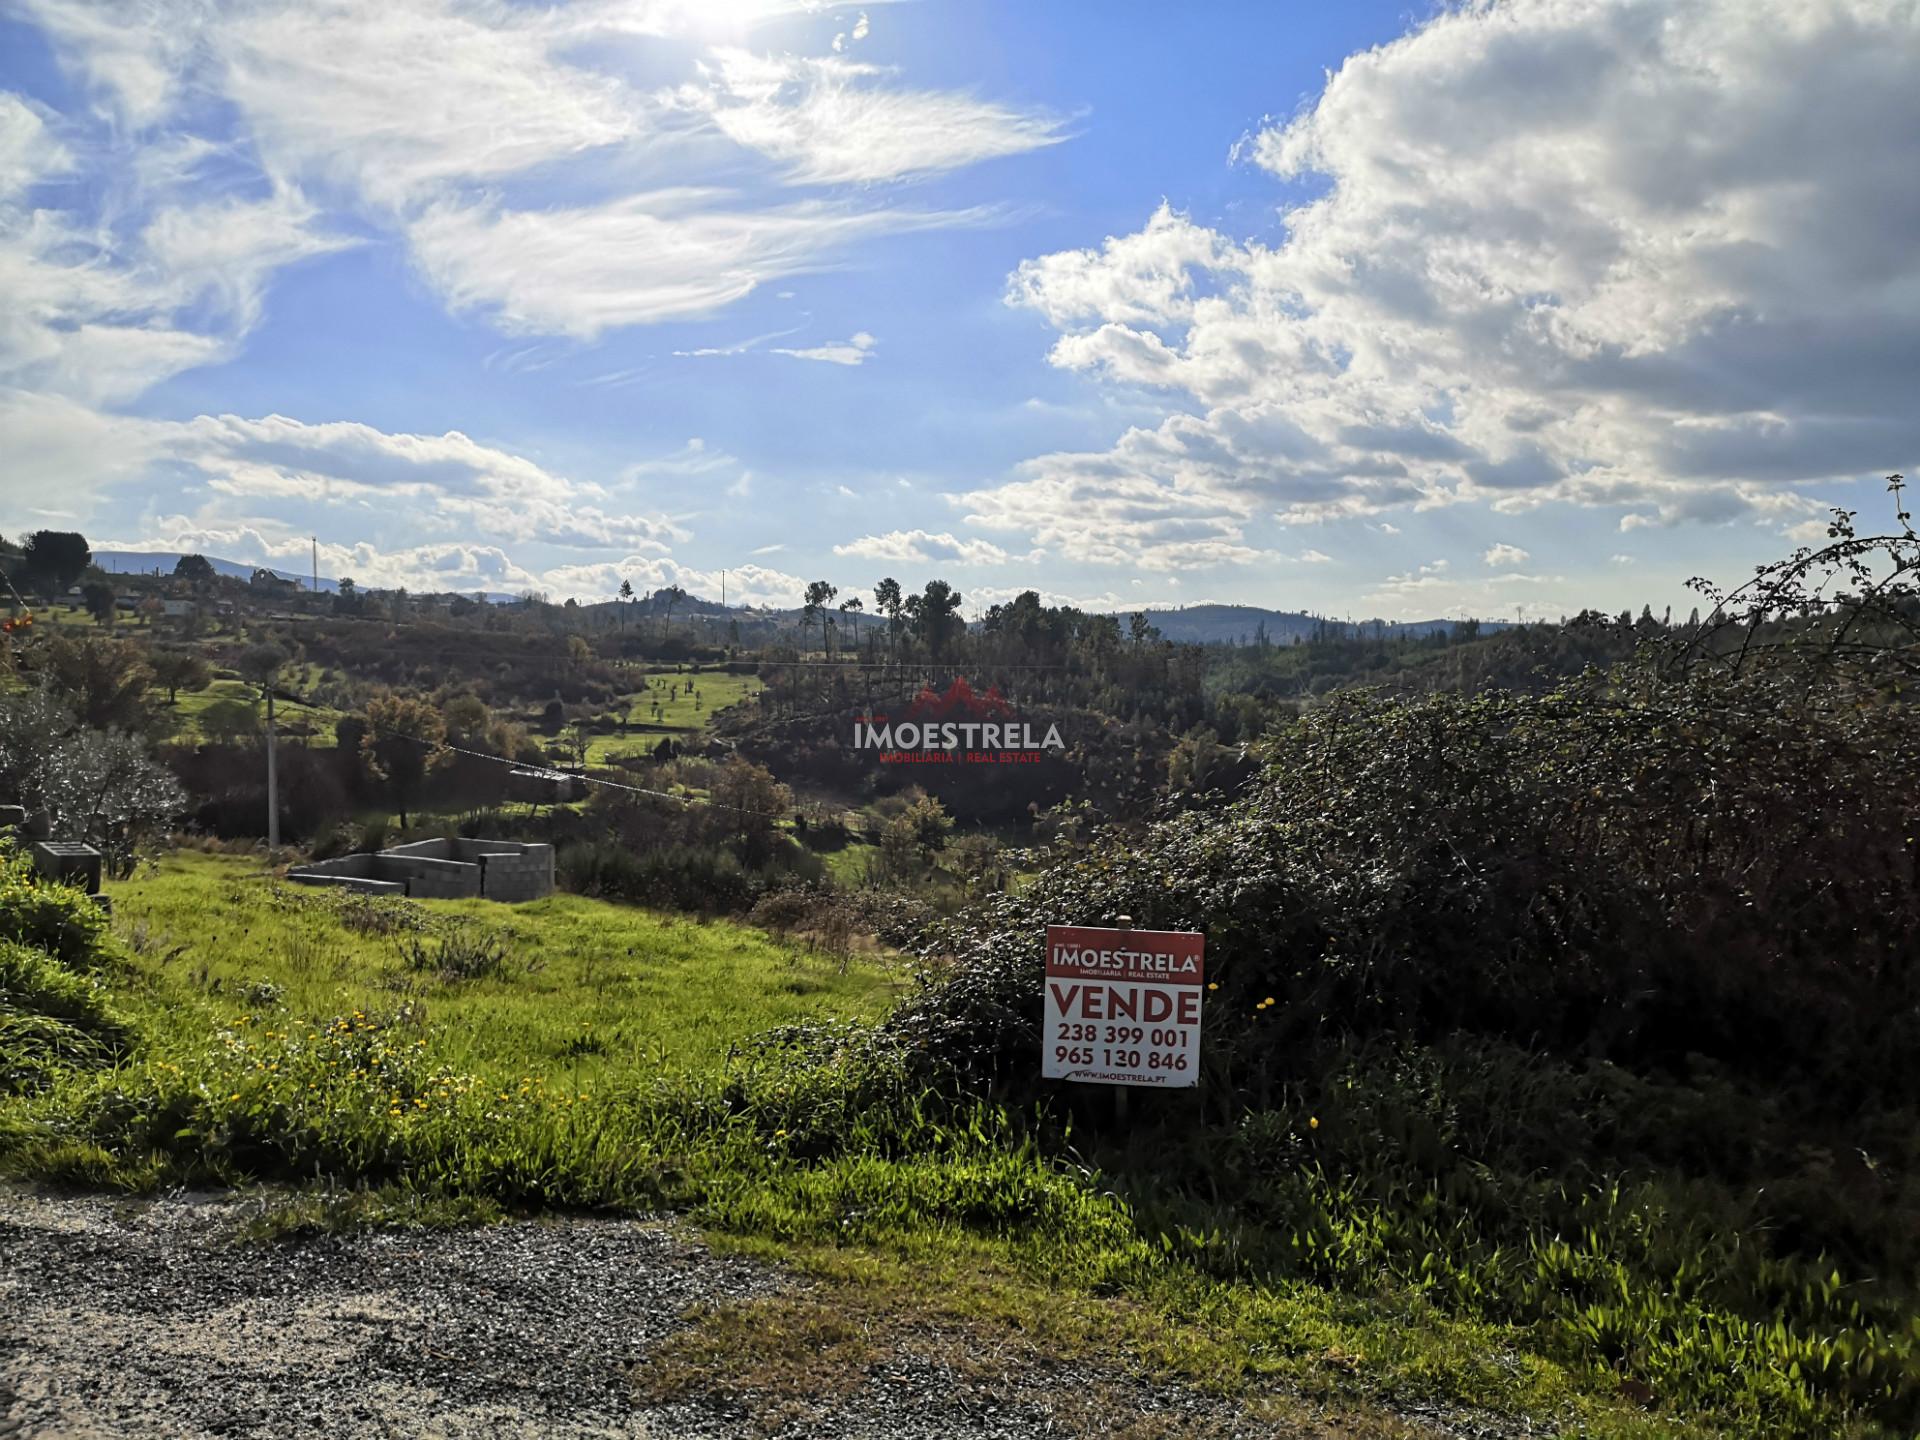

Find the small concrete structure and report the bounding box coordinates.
[287,837,553,902]
[30,840,103,895]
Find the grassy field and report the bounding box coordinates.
[583,671,762,763]
[106,853,902,1084]
[156,675,346,746]
[0,849,1845,1439]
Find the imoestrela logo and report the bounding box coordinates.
[851,678,1064,765]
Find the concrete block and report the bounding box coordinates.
[30,841,102,895]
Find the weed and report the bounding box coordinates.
[393,923,513,983]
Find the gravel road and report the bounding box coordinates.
[0,1186,1525,1440]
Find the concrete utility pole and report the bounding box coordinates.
[264,684,279,859]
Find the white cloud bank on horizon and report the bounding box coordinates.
[967,0,1920,572]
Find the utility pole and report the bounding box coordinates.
[264,683,279,860]
[311,536,318,596]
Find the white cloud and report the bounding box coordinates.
[217,0,638,211]
[16,0,1046,354]
[0,189,348,405]
[540,555,803,607]
[772,331,876,366]
[965,583,1180,614]
[410,194,966,338]
[0,399,687,557]
[1483,542,1530,567]
[1296,548,1332,564]
[0,93,70,200]
[982,0,1920,563]
[105,516,547,596]
[834,529,1011,566]
[673,324,806,359]
[683,49,1065,185]
[10,0,197,127]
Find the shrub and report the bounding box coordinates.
[0,846,110,970]
[392,922,513,983]
[0,940,133,1094]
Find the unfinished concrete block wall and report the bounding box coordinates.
[373,853,483,900]
[384,838,554,902]
[289,837,552,902]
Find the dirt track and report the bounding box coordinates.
[1,1186,1442,1440]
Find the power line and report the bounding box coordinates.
[263,687,783,819]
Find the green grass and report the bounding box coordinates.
[104,853,902,1084]
[582,671,762,762]
[157,679,346,746]
[0,849,1875,1439]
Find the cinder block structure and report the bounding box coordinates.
[288,837,553,902]
[30,840,103,895]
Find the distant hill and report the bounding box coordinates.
[90,555,1501,644]
[1132,603,1501,645]
[94,550,339,592]
[92,550,523,604]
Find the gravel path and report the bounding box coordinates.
[0,1186,1429,1440]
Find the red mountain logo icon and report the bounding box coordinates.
[901,677,1015,722]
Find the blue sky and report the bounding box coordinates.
[2,0,1915,619]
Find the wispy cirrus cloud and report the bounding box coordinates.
[772,331,876,366]
[680,48,1067,186]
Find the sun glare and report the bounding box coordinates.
[672,0,795,40]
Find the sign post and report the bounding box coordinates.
[1042,922,1204,1088]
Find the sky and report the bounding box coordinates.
[1,0,1916,622]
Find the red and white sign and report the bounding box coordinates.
[1043,924,1204,1088]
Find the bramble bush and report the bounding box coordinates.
[843,497,1920,1434]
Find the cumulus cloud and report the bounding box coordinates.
[105,516,547,596]
[0,398,686,557]
[955,436,1264,572]
[1483,542,1530,568]
[975,0,1920,569]
[833,529,1011,565]
[540,555,803,607]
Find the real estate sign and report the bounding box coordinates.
[1042,924,1205,1088]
